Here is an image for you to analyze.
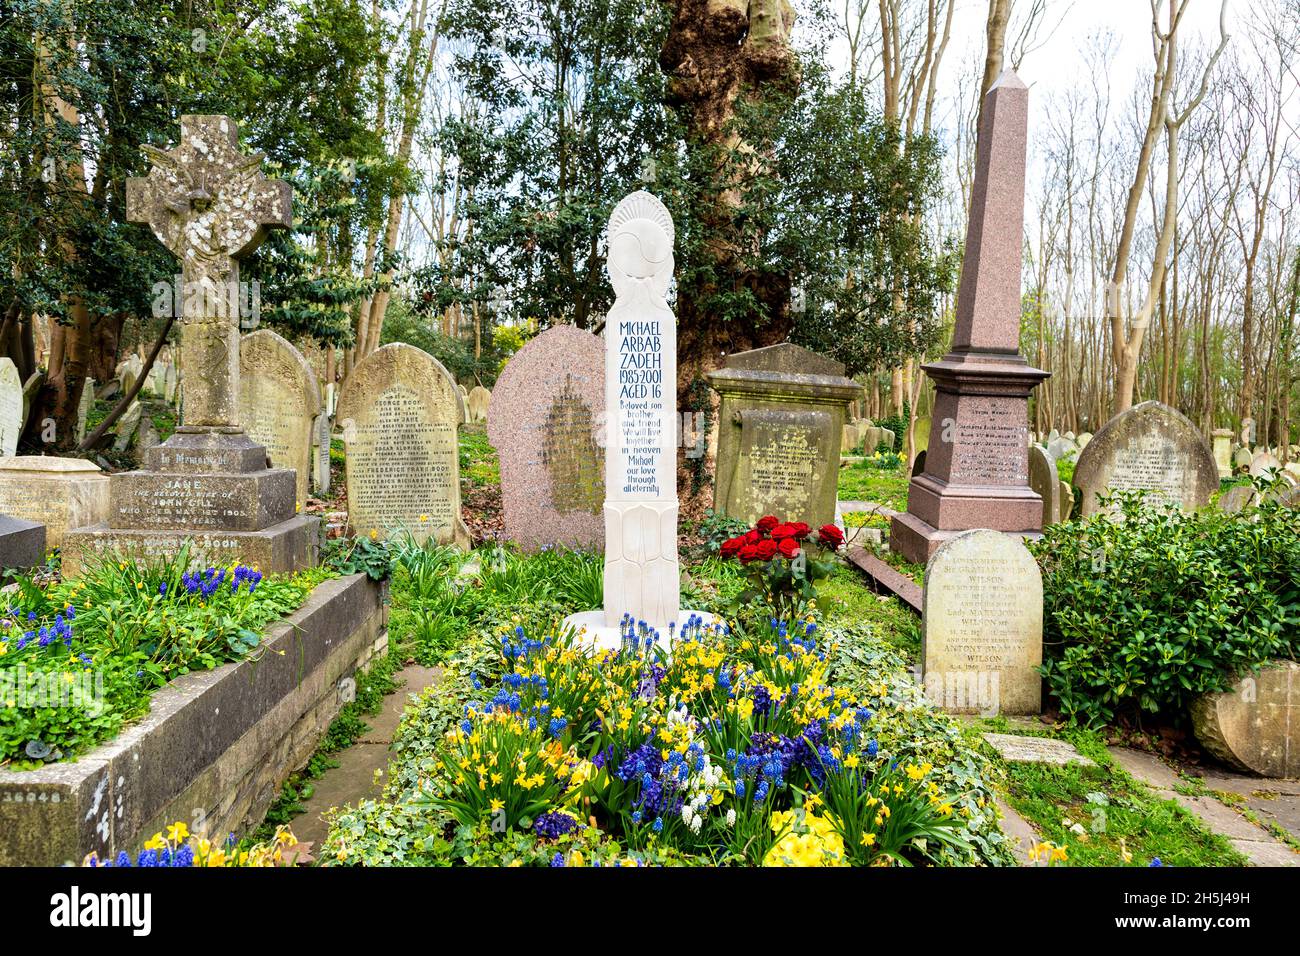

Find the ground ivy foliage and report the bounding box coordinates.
[325,610,1013,867]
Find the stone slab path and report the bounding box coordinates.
[1107,746,1300,867]
[291,664,443,850]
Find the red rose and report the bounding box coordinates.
[744,529,761,544]
[770,523,796,540]
[738,543,760,563]
[754,539,778,561]
[755,515,779,534]
[777,538,800,559]
[790,522,811,540]
[720,536,745,558]
[817,524,845,550]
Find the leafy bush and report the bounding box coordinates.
[694,509,750,554]
[1034,485,1300,727]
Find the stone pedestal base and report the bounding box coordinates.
[891,503,1043,563]
[561,609,719,652]
[63,429,319,576]
[891,350,1048,564]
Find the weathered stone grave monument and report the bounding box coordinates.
[1027,444,1060,528]
[709,343,861,529]
[1211,427,1233,479]
[0,457,110,549]
[1249,450,1281,478]
[63,115,317,575]
[488,325,604,551]
[891,72,1049,562]
[75,378,95,444]
[561,191,711,647]
[312,411,331,495]
[336,342,470,547]
[1072,401,1218,518]
[467,384,491,424]
[922,528,1042,715]
[239,328,321,510]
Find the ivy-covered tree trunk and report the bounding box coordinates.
[660,0,800,401]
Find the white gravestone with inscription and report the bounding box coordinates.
[923,528,1042,716]
[562,192,712,649]
[0,359,21,456]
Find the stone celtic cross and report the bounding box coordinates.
[127,115,291,432]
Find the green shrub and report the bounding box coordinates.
[1033,485,1300,727]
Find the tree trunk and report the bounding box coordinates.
[660,0,800,400]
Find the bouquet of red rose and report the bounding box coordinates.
[719,515,845,621]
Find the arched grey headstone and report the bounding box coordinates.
[1073,401,1218,518]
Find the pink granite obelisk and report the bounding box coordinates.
[891,71,1050,563]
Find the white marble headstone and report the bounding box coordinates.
[562,191,712,649]
[0,359,22,456]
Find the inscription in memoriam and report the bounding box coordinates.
[923,529,1042,715]
[347,384,457,536]
[952,404,1028,484]
[614,319,668,499]
[929,555,1023,669]
[728,410,830,524]
[748,426,816,505]
[1105,438,1189,505]
[117,478,253,530]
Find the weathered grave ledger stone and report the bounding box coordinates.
[708,343,861,530]
[62,115,317,575]
[336,342,470,548]
[922,528,1042,716]
[488,325,604,552]
[239,329,321,510]
[1072,401,1218,518]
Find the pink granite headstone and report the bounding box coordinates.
[487,325,605,552]
[891,71,1050,563]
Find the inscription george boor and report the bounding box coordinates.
[540,378,602,515]
[347,383,457,534]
